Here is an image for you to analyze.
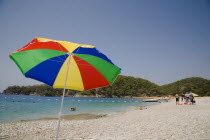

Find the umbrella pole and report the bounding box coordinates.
[56,55,71,140]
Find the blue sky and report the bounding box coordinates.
[0,0,210,92]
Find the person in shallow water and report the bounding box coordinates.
[71,107,76,111]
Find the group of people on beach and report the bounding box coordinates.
[175,93,195,105]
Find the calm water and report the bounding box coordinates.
[0,94,161,123]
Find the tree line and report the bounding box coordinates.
[2,75,210,97]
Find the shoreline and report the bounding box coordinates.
[0,95,162,124]
[1,97,210,140]
[0,97,162,124]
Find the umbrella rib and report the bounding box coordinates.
[58,52,67,60]
[49,40,69,60]
[73,47,81,54]
[52,56,65,61]
[47,53,69,62]
[47,59,64,63]
[46,56,66,63]
[73,55,96,62]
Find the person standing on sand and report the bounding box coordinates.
[175,94,179,105]
[189,93,194,105]
[181,94,185,101]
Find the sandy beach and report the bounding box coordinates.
[0,97,210,140]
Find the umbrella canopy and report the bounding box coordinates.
[9,37,121,91]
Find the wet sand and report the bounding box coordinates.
[42,113,107,120]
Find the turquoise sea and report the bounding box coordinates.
[0,95,162,123]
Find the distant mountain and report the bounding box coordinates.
[2,76,210,97]
[160,77,210,96]
[2,75,160,97]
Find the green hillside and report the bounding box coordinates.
[2,76,210,97]
[2,75,160,97]
[160,77,210,96]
